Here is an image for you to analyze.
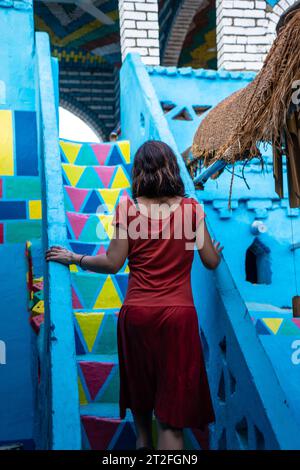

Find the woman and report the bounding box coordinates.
[46,141,222,450]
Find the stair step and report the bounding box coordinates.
[73,310,119,356]
[67,240,130,273]
[59,139,132,166]
[254,317,300,336]
[71,272,128,310]
[77,354,119,405]
[80,404,204,450]
[80,404,136,450]
[61,163,131,189]
[64,186,131,214]
[247,302,293,321]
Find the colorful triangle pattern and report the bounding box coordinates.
[60,139,131,166]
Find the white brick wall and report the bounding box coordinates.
[217,0,299,72]
[119,0,160,66]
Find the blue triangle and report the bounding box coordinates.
[60,150,68,163]
[62,174,69,185]
[256,320,271,335]
[74,325,86,354]
[82,190,102,214]
[113,422,136,450]
[67,227,72,239]
[70,242,96,256]
[107,146,124,166]
[115,274,129,299]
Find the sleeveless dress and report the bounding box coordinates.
[112,196,215,429]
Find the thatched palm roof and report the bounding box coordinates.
[192,5,300,207]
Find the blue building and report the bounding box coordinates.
[0,0,300,450]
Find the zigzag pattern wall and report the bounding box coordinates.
[0,109,41,243]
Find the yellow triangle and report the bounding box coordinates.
[117,140,131,164]
[124,265,130,273]
[98,188,121,212]
[94,276,122,309]
[60,140,82,164]
[111,166,130,189]
[69,264,79,273]
[78,376,88,405]
[62,163,85,187]
[98,214,114,239]
[262,318,283,334]
[75,312,104,352]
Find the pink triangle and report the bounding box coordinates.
[96,244,106,255]
[91,143,112,165]
[67,212,88,239]
[65,186,88,212]
[81,415,120,450]
[80,361,114,400]
[72,287,82,309]
[292,319,300,328]
[94,166,116,188]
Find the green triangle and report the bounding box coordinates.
[279,320,300,336]
[94,314,118,354]
[76,144,99,166]
[64,192,73,211]
[71,273,104,309]
[79,216,100,242]
[96,367,119,403]
[183,430,196,450]
[77,167,102,189]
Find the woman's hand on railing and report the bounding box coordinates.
[45,246,80,266]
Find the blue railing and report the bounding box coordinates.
[35,32,81,450]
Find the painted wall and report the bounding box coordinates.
[120,55,300,448]
[0,0,41,448]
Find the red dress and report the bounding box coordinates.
[113,196,215,429]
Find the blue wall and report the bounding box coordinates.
[0,0,39,447]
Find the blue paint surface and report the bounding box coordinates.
[15,110,39,176]
[0,245,34,446]
[0,200,27,219]
[120,55,300,449]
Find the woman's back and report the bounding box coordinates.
[114,195,205,307]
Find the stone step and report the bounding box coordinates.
[61,163,131,189]
[73,310,119,356]
[59,139,132,166]
[71,271,128,310]
[64,186,131,214]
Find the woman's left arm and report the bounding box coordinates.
[45,226,129,274]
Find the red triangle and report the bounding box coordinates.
[65,186,88,212]
[82,415,120,450]
[91,143,111,165]
[72,287,82,309]
[292,319,300,329]
[67,212,88,239]
[94,166,116,188]
[80,361,114,400]
[96,244,106,255]
[191,427,210,450]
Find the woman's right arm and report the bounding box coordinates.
[196,219,223,270]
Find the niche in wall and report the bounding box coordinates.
[245,237,272,285]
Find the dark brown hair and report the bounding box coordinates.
[131,141,185,199]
